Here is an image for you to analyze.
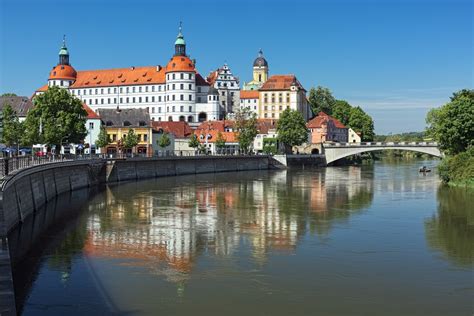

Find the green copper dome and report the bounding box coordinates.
[59,46,69,56]
[175,33,185,45]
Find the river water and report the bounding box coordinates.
[9,159,473,315]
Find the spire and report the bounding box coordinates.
[258,48,263,57]
[174,22,186,56]
[58,35,70,65]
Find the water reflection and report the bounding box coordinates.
[9,162,474,315]
[425,186,474,267]
[82,166,374,281]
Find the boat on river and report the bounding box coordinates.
[419,166,431,173]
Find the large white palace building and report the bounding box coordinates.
[36,27,220,125]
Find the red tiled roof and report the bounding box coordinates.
[36,61,209,92]
[49,64,77,80]
[240,90,259,99]
[151,121,192,138]
[195,130,238,143]
[259,74,305,91]
[307,112,347,129]
[83,103,100,119]
[195,120,235,133]
[165,55,196,73]
[256,119,277,133]
[206,70,218,86]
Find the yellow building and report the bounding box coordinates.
[258,75,310,120]
[242,49,269,91]
[97,108,153,156]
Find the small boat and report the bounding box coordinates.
[419,166,431,173]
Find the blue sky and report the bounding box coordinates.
[0,0,472,134]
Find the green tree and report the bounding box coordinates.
[215,132,226,153]
[276,108,308,153]
[157,132,171,149]
[426,89,474,155]
[1,93,17,97]
[95,125,110,150]
[188,134,200,149]
[123,129,139,149]
[348,106,374,141]
[308,86,336,116]
[1,103,23,153]
[234,107,258,154]
[24,86,87,150]
[332,100,352,126]
[262,138,278,155]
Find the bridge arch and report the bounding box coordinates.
[323,143,443,164]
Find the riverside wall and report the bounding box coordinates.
[0,155,270,315]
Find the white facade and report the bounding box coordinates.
[209,64,240,115]
[38,28,221,128]
[348,128,361,143]
[239,95,259,116]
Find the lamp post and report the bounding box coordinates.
[89,124,92,159]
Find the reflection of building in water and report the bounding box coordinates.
[84,168,369,280]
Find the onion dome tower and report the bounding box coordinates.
[165,23,197,123]
[252,49,268,84]
[174,22,186,57]
[48,35,77,88]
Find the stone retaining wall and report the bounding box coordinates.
[0,156,270,314]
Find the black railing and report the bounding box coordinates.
[0,151,269,179]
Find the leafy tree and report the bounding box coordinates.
[1,93,17,97]
[332,100,352,126]
[95,125,110,150]
[215,132,226,153]
[188,134,200,149]
[277,108,308,153]
[1,103,23,152]
[262,138,278,155]
[234,107,258,154]
[308,86,336,116]
[348,106,374,141]
[123,129,139,149]
[426,89,474,155]
[157,132,171,149]
[24,86,87,149]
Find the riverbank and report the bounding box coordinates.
[437,147,474,188]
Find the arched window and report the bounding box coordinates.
[179,116,185,122]
[168,116,173,122]
[188,116,193,122]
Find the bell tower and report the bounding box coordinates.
[174,22,186,56]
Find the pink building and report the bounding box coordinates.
[307,112,348,143]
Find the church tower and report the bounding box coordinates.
[243,49,269,90]
[252,49,268,84]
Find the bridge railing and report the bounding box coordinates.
[323,141,438,147]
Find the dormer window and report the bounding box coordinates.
[123,121,131,127]
[139,121,146,127]
[106,121,113,126]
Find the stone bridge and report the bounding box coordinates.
[323,142,443,164]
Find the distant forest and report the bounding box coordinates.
[374,132,427,142]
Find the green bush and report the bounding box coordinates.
[438,146,474,186]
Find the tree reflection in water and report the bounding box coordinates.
[425,186,474,268]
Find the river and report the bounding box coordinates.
[8,159,473,315]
